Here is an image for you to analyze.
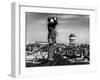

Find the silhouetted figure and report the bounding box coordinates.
[47,17,58,61]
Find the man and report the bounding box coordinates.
[47,17,58,61]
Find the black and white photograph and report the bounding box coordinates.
[25,12,90,67]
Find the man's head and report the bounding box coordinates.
[48,17,58,25]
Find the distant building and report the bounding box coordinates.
[35,41,48,45]
[69,33,76,44]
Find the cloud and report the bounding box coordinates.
[31,19,47,24]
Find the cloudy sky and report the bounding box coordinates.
[26,12,89,44]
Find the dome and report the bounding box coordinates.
[69,33,76,38]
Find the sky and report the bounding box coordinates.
[26,12,89,44]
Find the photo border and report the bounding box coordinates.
[11,2,96,78]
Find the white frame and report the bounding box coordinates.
[11,2,96,78]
